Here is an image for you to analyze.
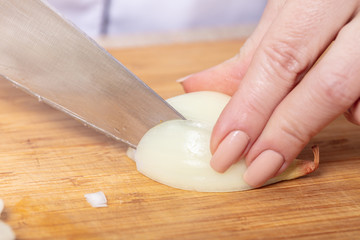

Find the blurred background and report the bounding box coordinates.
[47,0,266,47]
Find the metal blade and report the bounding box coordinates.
[0,0,184,148]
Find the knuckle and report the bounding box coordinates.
[242,89,269,117]
[278,116,311,147]
[261,40,307,84]
[318,69,354,108]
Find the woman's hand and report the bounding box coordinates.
[180,0,360,187]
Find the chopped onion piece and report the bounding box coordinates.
[0,199,3,214]
[0,199,16,240]
[0,222,15,240]
[84,192,108,208]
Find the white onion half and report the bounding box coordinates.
[129,91,319,192]
[133,91,253,192]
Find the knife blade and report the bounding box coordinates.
[0,0,184,148]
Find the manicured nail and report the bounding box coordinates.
[210,130,249,173]
[176,74,192,83]
[243,150,285,188]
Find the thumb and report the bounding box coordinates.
[179,0,285,95]
[179,54,250,96]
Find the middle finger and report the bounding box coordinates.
[210,0,358,172]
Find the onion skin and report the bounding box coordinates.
[267,145,320,185]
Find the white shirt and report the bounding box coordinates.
[47,0,266,37]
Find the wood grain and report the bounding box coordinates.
[0,40,359,240]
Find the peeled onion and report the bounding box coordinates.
[128,91,319,192]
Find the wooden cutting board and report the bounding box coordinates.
[0,40,359,240]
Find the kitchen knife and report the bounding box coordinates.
[0,0,184,148]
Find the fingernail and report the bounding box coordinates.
[210,130,249,173]
[243,150,285,188]
[176,74,192,83]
